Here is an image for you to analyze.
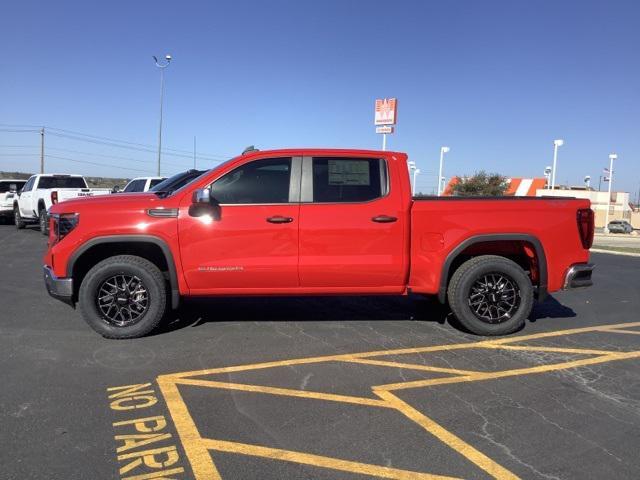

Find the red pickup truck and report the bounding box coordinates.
[43,149,594,339]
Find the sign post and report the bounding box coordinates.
[375,98,397,150]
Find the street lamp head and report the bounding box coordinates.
[544,166,552,175]
[554,139,564,147]
[441,146,450,153]
[609,153,617,160]
[584,175,591,182]
[165,54,172,61]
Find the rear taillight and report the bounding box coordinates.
[50,213,79,245]
[51,191,58,204]
[577,208,594,249]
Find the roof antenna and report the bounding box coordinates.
[242,145,259,155]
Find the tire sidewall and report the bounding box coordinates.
[453,259,533,335]
[79,260,165,339]
[14,208,25,229]
[39,210,48,235]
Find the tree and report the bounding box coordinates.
[450,171,508,197]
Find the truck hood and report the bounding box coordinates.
[49,193,167,213]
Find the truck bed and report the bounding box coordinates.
[408,196,591,296]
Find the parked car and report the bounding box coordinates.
[0,179,27,222]
[607,220,633,234]
[43,148,595,339]
[149,169,207,195]
[120,176,167,193]
[14,174,111,234]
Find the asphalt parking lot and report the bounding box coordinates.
[2,223,640,480]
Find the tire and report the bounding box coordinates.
[14,207,25,230]
[78,255,167,339]
[447,255,533,336]
[39,209,49,235]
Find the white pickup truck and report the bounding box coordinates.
[0,179,27,221]
[14,174,111,234]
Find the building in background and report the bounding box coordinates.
[442,177,546,197]
[443,176,635,228]
[537,188,634,228]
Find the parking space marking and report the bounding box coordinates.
[201,438,461,480]
[155,321,640,479]
[340,357,481,376]
[175,377,392,408]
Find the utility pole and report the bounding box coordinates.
[193,136,197,169]
[40,127,45,173]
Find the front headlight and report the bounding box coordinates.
[50,213,79,244]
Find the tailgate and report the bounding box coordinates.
[56,188,111,202]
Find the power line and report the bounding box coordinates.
[44,154,150,174]
[0,123,231,161]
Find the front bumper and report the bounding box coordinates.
[43,265,74,306]
[563,263,594,290]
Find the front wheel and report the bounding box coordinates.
[447,255,533,336]
[78,255,167,339]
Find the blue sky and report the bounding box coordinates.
[1,0,638,195]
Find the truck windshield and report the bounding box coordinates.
[38,177,87,189]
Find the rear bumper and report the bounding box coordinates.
[0,205,13,216]
[43,265,74,306]
[563,263,594,290]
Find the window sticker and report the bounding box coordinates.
[328,160,370,186]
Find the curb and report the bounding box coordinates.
[590,248,640,258]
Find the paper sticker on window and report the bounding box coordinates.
[328,160,370,186]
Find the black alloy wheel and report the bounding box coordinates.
[467,272,521,324]
[97,274,149,327]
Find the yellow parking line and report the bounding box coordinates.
[374,351,640,392]
[377,391,519,480]
[156,377,222,480]
[201,438,462,480]
[340,357,480,376]
[600,328,640,336]
[174,377,391,409]
[164,321,640,381]
[483,344,616,356]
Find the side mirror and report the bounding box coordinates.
[192,188,211,204]
[111,185,121,193]
[189,188,221,220]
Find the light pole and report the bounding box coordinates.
[603,153,617,233]
[153,54,172,176]
[407,161,416,193]
[544,166,552,189]
[412,168,421,196]
[437,146,450,196]
[551,139,564,190]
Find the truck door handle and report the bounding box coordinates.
[371,215,398,223]
[266,216,294,224]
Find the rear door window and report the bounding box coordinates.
[123,179,146,192]
[0,181,26,193]
[311,157,387,203]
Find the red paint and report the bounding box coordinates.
[45,149,592,300]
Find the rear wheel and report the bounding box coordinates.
[39,209,49,235]
[79,255,166,339]
[14,207,25,229]
[447,255,533,336]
